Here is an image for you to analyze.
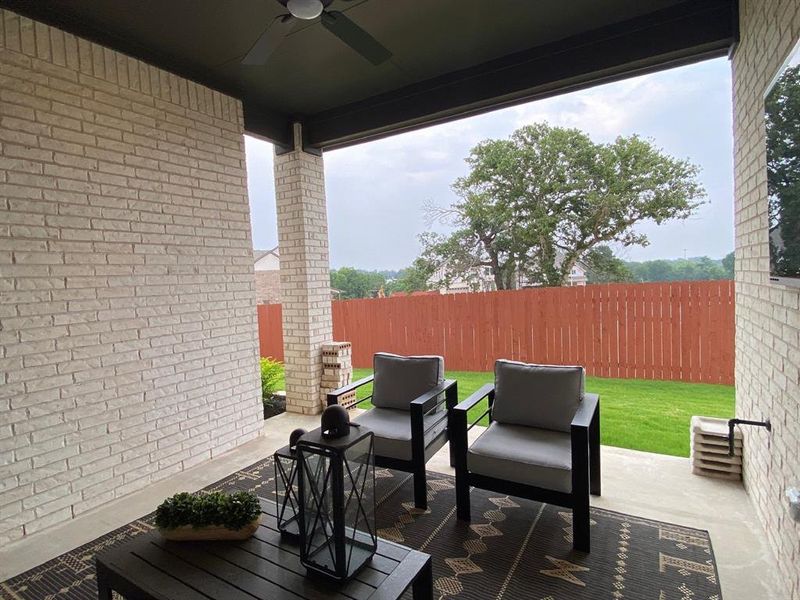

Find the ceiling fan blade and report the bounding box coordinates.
[320,10,391,66]
[242,15,295,65]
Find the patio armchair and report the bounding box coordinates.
[327,352,458,509]
[449,360,601,552]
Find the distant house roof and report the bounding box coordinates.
[253,247,279,263]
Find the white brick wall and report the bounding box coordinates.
[733,2,800,597]
[0,9,262,543]
[274,124,333,414]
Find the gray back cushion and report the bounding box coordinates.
[492,360,584,432]
[371,353,444,410]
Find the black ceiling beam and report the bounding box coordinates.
[303,0,737,150]
[0,0,293,147]
[242,104,294,151]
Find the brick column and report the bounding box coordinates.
[274,124,333,414]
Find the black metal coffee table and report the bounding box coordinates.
[95,498,432,600]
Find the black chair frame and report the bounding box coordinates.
[449,383,601,551]
[328,375,458,509]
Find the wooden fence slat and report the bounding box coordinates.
[256,281,735,384]
[669,283,681,381]
[680,282,693,382]
[618,285,628,379]
[658,284,666,379]
[644,284,655,380]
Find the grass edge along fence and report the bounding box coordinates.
[257,280,734,385]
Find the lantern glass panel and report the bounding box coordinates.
[300,450,336,569]
[343,434,376,571]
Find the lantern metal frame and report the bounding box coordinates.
[297,426,376,582]
[274,444,301,539]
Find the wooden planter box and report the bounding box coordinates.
[159,517,260,541]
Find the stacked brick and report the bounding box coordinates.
[321,343,355,409]
[690,417,742,481]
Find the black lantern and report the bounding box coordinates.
[296,426,376,582]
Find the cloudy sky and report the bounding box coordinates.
[245,57,734,271]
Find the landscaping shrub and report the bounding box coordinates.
[260,357,285,418]
[260,357,283,398]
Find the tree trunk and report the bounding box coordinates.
[487,249,508,290]
[558,253,580,287]
[493,268,506,290]
[539,243,561,287]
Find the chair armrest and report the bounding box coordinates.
[450,383,494,476]
[410,380,458,439]
[410,379,458,415]
[326,374,375,406]
[452,383,494,415]
[571,393,599,430]
[571,393,599,502]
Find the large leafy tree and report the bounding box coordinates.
[422,124,706,288]
[330,267,386,299]
[722,251,735,278]
[766,64,800,277]
[626,256,730,282]
[385,259,434,294]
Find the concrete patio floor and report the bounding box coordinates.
[0,413,783,599]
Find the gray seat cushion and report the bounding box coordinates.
[492,360,584,432]
[354,407,448,461]
[468,422,572,493]
[371,353,444,411]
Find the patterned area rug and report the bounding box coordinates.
[0,457,722,600]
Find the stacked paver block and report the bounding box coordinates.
[321,343,355,409]
[690,417,742,481]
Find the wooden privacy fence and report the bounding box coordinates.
[257,280,735,384]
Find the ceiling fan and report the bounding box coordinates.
[242,0,392,66]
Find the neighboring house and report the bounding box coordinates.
[254,247,282,304]
[565,262,588,286]
[429,253,589,292]
[253,247,340,304]
[519,258,588,288]
[428,265,495,294]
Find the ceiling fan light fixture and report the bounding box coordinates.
[286,0,324,20]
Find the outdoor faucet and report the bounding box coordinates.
[727,418,771,456]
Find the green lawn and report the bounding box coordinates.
[276,368,734,458]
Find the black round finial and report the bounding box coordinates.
[289,428,307,450]
[320,404,350,439]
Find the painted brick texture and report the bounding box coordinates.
[274,125,333,414]
[0,10,262,543]
[255,270,282,304]
[733,1,800,597]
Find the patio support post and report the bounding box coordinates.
[274,123,333,414]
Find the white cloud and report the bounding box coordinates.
[510,70,703,142]
[246,57,734,268]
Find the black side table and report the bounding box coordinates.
[95,498,433,600]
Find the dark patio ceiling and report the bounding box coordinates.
[1,0,737,151]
